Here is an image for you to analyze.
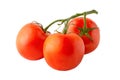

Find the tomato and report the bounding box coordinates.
[43,33,85,71]
[16,22,48,60]
[67,17,100,54]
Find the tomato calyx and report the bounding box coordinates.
[44,10,98,34]
[78,12,98,41]
[32,21,44,31]
[32,21,51,35]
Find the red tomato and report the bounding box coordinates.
[16,22,48,60]
[67,17,100,54]
[43,33,85,71]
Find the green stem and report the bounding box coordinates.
[83,12,87,30]
[44,9,98,33]
[67,10,98,20]
[44,19,63,32]
[62,18,70,34]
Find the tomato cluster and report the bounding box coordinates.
[16,10,100,71]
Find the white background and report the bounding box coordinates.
[0,0,120,80]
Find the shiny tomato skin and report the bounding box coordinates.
[16,23,48,60]
[43,33,85,71]
[67,17,100,54]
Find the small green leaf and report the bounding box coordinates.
[85,33,93,41]
[87,27,98,32]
